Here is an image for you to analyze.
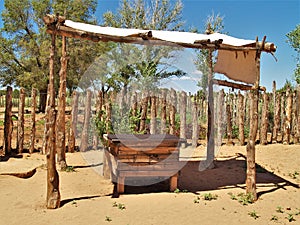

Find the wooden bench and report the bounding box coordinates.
[103,134,185,194]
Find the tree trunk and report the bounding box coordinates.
[46,30,60,209]
[238,91,245,146]
[68,91,79,153]
[80,90,92,152]
[260,91,269,145]
[29,88,37,154]
[17,87,25,154]
[56,36,68,170]
[3,86,13,155]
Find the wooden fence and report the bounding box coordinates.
[0,81,299,156]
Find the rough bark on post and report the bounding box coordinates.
[80,90,92,152]
[280,93,286,142]
[238,91,245,145]
[169,88,177,135]
[17,87,25,154]
[192,95,199,148]
[283,87,292,145]
[260,91,269,145]
[179,91,187,144]
[105,99,112,133]
[42,85,50,155]
[3,86,13,155]
[139,91,148,133]
[206,49,215,168]
[295,85,300,144]
[130,91,138,132]
[160,89,167,134]
[56,36,68,169]
[29,88,37,154]
[68,91,79,153]
[216,90,225,147]
[46,28,60,209]
[272,93,281,143]
[226,102,233,145]
[150,94,157,134]
[93,90,103,149]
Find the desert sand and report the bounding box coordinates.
[0,144,300,225]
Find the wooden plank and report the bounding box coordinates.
[170,173,178,192]
[117,163,180,171]
[119,170,179,177]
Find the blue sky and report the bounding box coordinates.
[0,0,299,92]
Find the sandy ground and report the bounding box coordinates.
[0,144,300,225]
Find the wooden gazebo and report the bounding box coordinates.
[43,14,276,209]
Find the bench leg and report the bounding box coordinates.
[117,176,125,194]
[169,173,178,192]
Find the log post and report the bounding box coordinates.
[139,91,148,133]
[272,89,281,143]
[150,94,157,134]
[296,85,300,144]
[56,36,68,169]
[130,91,138,132]
[192,95,199,148]
[226,100,233,145]
[160,89,167,134]
[283,87,292,145]
[280,93,286,142]
[46,27,60,209]
[238,91,245,145]
[246,37,264,201]
[80,90,92,152]
[29,88,37,154]
[3,86,13,155]
[179,91,187,144]
[206,49,215,168]
[68,91,79,153]
[260,91,269,145]
[216,90,225,147]
[169,88,177,135]
[17,87,25,154]
[93,90,103,149]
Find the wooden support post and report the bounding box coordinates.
[46,27,60,209]
[80,90,92,152]
[206,49,215,168]
[169,173,178,192]
[260,91,269,145]
[216,90,225,147]
[150,94,157,134]
[139,91,148,133]
[280,93,285,142]
[238,91,245,146]
[161,89,167,134]
[68,91,79,153]
[192,95,199,148]
[29,88,37,154]
[179,91,187,145]
[296,85,300,144]
[3,86,13,156]
[93,90,103,149]
[283,87,292,145]
[130,91,138,132]
[272,82,280,143]
[17,87,25,154]
[56,36,68,169]
[169,89,177,135]
[226,102,233,145]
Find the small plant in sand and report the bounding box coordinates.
[237,193,254,205]
[248,210,260,220]
[112,202,126,210]
[270,215,278,221]
[105,216,112,222]
[202,193,218,201]
[289,171,299,179]
[62,166,75,172]
[227,192,237,200]
[174,188,189,193]
[276,206,284,213]
[193,196,200,204]
[286,213,296,222]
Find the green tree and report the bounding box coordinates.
[99,0,185,92]
[194,13,225,94]
[286,24,300,84]
[0,0,106,111]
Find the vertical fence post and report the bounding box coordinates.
[80,90,92,152]
[17,87,25,153]
[3,86,13,155]
[29,88,37,154]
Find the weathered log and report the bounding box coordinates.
[226,101,233,145]
[160,89,167,134]
[68,91,79,153]
[192,95,199,148]
[139,91,148,133]
[283,87,292,144]
[29,88,37,154]
[3,86,13,155]
[213,79,266,92]
[80,90,92,152]
[93,90,103,149]
[17,87,25,154]
[296,85,300,144]
[280,93,286,143]
[260,91,269,145]
[169,89,177,135]
[238,91,245,145]
[56,36,68,169]
[179,91,187,144]
[46,29,60,209]
[150,94,157,134]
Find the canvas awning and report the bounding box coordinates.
[44,15,276,85]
